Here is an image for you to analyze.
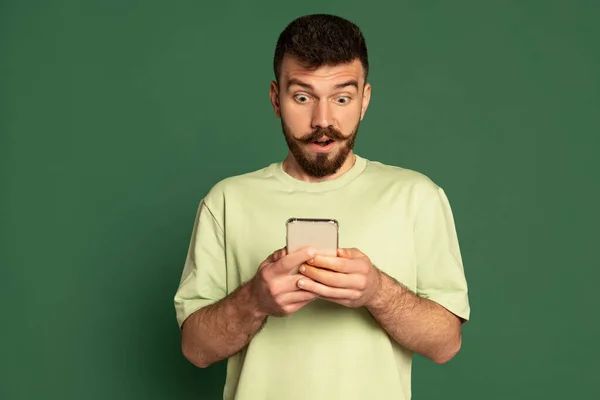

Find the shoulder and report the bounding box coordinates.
[361,158,458,225]
[201,163,277,209]
[362,158,442,200]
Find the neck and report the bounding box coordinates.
[282,152,357,183]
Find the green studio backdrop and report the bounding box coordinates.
[1,1,598,399]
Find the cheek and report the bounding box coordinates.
[335,106,362,130]
[281,104,311,130]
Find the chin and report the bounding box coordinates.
[296,147,351,178]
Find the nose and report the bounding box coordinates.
[311,100,334,129]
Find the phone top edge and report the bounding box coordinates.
[286,218,339,226]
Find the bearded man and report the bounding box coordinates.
[174,13,470,400]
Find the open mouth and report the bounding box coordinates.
[312,138,335,147]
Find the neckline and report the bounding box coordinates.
[270,154,367,193]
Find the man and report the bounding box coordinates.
[174,14,470,400]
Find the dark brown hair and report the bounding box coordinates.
[273,14,369,83]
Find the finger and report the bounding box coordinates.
[299,265,359,289]
[337,247,364,259]
[267,274,317,297]
[272,247,287,262]
[307,255,351,273]
[266,249,280,263]
[281,299,314,315]
[277,289,318,305]
[297,277,360,300]
[278,247,317,273]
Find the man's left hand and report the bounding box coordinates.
[297,247,382,308]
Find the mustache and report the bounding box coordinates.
[297,126,345,143]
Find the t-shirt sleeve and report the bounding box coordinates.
[414,185,471,322]
[174,199,227,329]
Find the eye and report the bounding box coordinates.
[335,96,351,105]
[294,94,310,103]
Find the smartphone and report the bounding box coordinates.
[286,218,339,257]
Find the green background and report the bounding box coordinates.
[2,1,598,399]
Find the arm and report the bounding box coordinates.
[298,186,470,364]
[181,281,266,368]
[298,250,463,364]
[365,269,463,364]
[179,246,319,368]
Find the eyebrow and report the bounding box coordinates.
[286,78,359,91]
[334,80,359,90]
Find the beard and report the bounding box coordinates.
[281,120,360,178]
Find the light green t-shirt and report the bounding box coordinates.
[174,154,470,400]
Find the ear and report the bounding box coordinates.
[360,82,371,121]
[270,81,281,118]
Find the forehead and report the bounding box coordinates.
[280,56,364,88]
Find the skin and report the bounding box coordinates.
[181,247,320,368]
[298,248,464,364]
[181,55,463,368]
[269,56,371,182]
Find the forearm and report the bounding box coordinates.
[367,270,462,364]
[181,281,267,368]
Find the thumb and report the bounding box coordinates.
[278,247,317,272]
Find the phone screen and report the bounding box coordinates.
[286,218,338,257]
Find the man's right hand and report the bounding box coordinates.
[250,247,319,317]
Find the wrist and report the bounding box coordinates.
[366,269,400,312]
[244,278,268,319]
